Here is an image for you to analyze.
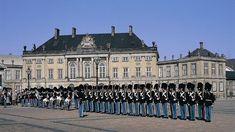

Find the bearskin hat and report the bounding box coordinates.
[197,82,203,91]
[161,83,167,90]
[205,82,212,91]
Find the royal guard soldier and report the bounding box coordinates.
[84,85,89,112]
[99,85,105,113]
[73,87,79,109]
[88,85,94,112]
[196,82,205,120]
[133,84,140,116]
[204,82,216,122]
[108,85,115,114]
[93,86,99,112]
[169,83,178,119]
[103,85,109,113]
[177,83,187,120]
[127,84,133,115]
[3,87,7,108]
[78,84,85,118]
[187,83,196,121]
[160,83,168,118]
[146,83,153,117]
[153,84,161,118]
[120,85,127,115]
[114,85,121,115]
[139,84,146,116]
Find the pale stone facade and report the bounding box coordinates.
[22,26,158,89]
[158,43,226,98]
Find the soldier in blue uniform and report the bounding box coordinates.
[160,83,168,118]
[204,82,216,122]
[78,84,85,118]
[146,83,153,117]
[133,84,140,116]
[153,84,161,118]
[139,84,146,116]
[187,83,196,121]
[196,82,205,120]
[127,84,133,115]
[120,85,127,115]
[109,85,115,114]
[177,83,187,120]
[114,85,121,115]
[169,83,178,119]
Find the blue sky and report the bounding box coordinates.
[0,0,234,60]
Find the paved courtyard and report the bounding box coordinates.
[0,100,235,132]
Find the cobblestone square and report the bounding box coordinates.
[0,100,234,132]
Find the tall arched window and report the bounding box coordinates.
[85,63,91,79]
[99,63,105,78]
[70,63,76,79]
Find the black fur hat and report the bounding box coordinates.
[161,83,167,90]
[205,82,212,91]
[128,84,132,89]
[178,83,185,90]
[197,82,203,91]
[154,84,159,90]
[146,83,152,89]
[140,84,145,90]
[168,83,176,90]
[134,84,139,89]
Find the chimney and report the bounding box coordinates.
[152,41,156,47]
[33,44,36,50]
[111,26,115,36]
[180,54,183,59]
[164,56,166,61]
[23,46,27,52]
[172,55,174,60]
[72,27,76,38]
[199,42,203,49]
[54,28,60,39]
[129,25,133,36]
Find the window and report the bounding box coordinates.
[58,69,63,80]
[134,56,141,62]
[174,65,179,77]
[99,63,106,78]
[122,57,129,62]
[123,67,129,78]
[146,67,151,78]
[36,69,41,80]
[166,66,171,77]
[70,63,76,79]
[212,63,216,75]
[48,59,54,64]
[26,59,32,64]
[219,64,223,76]
[159,67,163,78]
[219,82,224,92]
[204,62,209,75]
[57,58,63,64]
[182,64,188,76]
[48,69,53,79]
[145,56,152,61]
[36,59,42,64]
[113,68,118,78]
[191,63,197,75]
[85,63,91,79]
[136,67,141,78]
[212,82,217,92]
[5,70,11,80]
[112,57,119,62]
[15,70,21,80]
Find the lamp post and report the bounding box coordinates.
[26,67,31,89]
[94,57,101,87]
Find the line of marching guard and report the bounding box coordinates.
[18,82,216,122]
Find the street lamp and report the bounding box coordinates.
[26,67,31,89]
[94,57,101,86]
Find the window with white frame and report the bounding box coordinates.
[146,67,151,78]
[191,63,197,75]
[5,70,11,80]
[182,64,188,76]
[123,67,129,78]
[26,59,32,64]
[57,58,63,64]
[159,67,163,78]
[84,63,91,79]
[122,57,129,62]
[99,63,106,78]
[48,69,53,79]
[174,65,179,77]
[204,62,209,75]
[58,69,63,80]
[136,67,141,78]
[36,69,41,80]
[134,56,141,62]
[70,63,76,79]
[145,56,152,61]
[166,66,171,77]
[36,59,42,64]
[113,68,118,78]
[219,82,224,92]
[212,82,217,92]
[48,59,54,64]
[219,64,223,76]
[112,57,119,62]
[15,70,21,80]
[212,63,216,75]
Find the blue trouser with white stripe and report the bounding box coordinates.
[180,104,186,119]
[205,105,212,121]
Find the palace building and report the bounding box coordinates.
[158,42,226,98]
[22,26,159,89]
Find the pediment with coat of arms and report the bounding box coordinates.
[79,34,96,49]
